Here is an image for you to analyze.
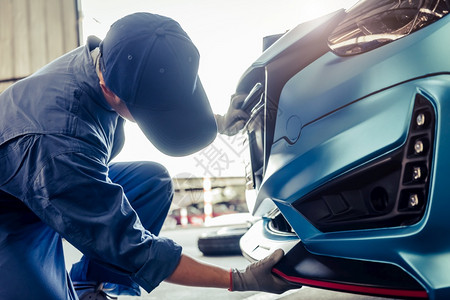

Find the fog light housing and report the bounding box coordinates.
[409,194,420,208]
[414,140,424,154]
[413,167,422,180]
[416,113,426,126]
[293,94,435,232]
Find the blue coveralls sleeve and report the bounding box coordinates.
[26,143,182,292]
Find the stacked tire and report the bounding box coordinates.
[197,227,248,256]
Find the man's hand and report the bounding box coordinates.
[215,93,249,136]
[230,249,301,294]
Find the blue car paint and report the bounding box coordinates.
[254,9,450,215]
[249,11,450,299]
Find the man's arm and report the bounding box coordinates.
[165,250,301,294]
[165,254,229,288]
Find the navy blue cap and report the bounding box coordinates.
[100,13,217,156]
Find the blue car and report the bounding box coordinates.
[237,0,450,299]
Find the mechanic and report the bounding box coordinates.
[0,12,299,299]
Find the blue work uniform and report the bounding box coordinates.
[0,36,182,299]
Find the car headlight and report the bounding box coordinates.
[328,0,450,56]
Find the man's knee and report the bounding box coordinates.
[131,161,174,203]
[138,161,173,191]
[109,161,174,203]
[140,161,170,178]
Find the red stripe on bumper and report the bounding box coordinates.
[272,268,428,299]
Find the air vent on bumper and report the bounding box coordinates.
[293,94,435,232]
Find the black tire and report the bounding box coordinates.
[197,227,248,256]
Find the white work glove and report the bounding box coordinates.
[229,249,301,294]
[215,93,249,136]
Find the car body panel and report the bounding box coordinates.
[239,3,450,299]
[271,77,450,297]
[259,14,450,211]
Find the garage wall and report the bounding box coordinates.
[0,0,81,92]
